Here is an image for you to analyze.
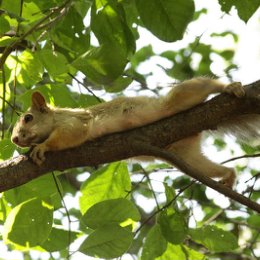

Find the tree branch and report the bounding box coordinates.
[130,141,260,213]
[0,80,259,211]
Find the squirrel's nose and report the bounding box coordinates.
[12,136,19,144]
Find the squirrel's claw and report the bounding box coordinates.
[30,144,46,165]
[224,82,245,97]
[218,168,236,189]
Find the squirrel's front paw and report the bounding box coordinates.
[224,82,245,97]
[30,144,47,165]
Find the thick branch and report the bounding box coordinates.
[0,81,260,206]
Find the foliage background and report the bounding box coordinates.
[0,0,259,259]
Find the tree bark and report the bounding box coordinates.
[0,80,259,211]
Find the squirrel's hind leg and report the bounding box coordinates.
[167,135,236,188]
[163,78,244,115]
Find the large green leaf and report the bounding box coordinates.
[82,198,140,229]
[0,0,21,17]
[218,0,260,23]
[135,0,195,42]
[3,198,53,247]
[79,224,133,258]
[141,224,167,260]
[79,162,131,214]
[189,225,238,252]
[72,43,128,84]
[4,174,62,206]
[41,227,79,252]
[159,211,188,244]
[72,0,135,84]
[91,0,135,54]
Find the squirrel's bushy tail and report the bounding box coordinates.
[218,114,260,142]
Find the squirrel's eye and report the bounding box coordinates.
[24,114,33,123]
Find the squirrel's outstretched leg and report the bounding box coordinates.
[162,78,245,115]
[167,135,236,188]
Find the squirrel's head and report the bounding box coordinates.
[11,92,53,147]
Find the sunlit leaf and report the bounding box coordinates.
[141,224,167,260]
[41,227,79,252]
[135,0,195,42]
[79,162,131,214]
[83,198,140,229]
[157,243,205,260]
[79,224,133,258]
[3,198,53,247]
[189,225,238,252]
[159,211,188,244]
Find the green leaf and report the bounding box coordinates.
[0,16,10,35]
[41,227,79,252]
[17,50,44,87]
[211,31,239,43]
[0,197,11,223]
[37,49,69,77]
[159,211,188,244]
[74,0,92,18]
[51,7,90,55]
[83,198,140,229]
[189,225,238,252]
[0,0,21,16]
[164,183,176,205]
[72,43,128,84]
[0,36,17,47]
[130,45,154,69]
[3,198,53,247]
[22,1,44,23]
[72,0,135,84]
[91,0,135,54]
[4,174,62,206]
[0,138,16,160]
[141,224,167,260]
[79,162,131,214]
[135,0,195,42]
[218,0,260,23]
[79,224,133,258]
[247,214,260,227]
[157,243,205,260]
[105,76,133,92]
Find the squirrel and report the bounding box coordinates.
[12,77,247,188]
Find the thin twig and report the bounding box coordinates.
[52,172,71,260]
[222,153,260,164]
[134,181,195,235]
[124,174,146,199]
[141,167,160,210]
[68,73,102,103]
[1,67,6,139]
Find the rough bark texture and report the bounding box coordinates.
[0,81,260,211]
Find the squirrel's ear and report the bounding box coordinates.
[31,92,48,112]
